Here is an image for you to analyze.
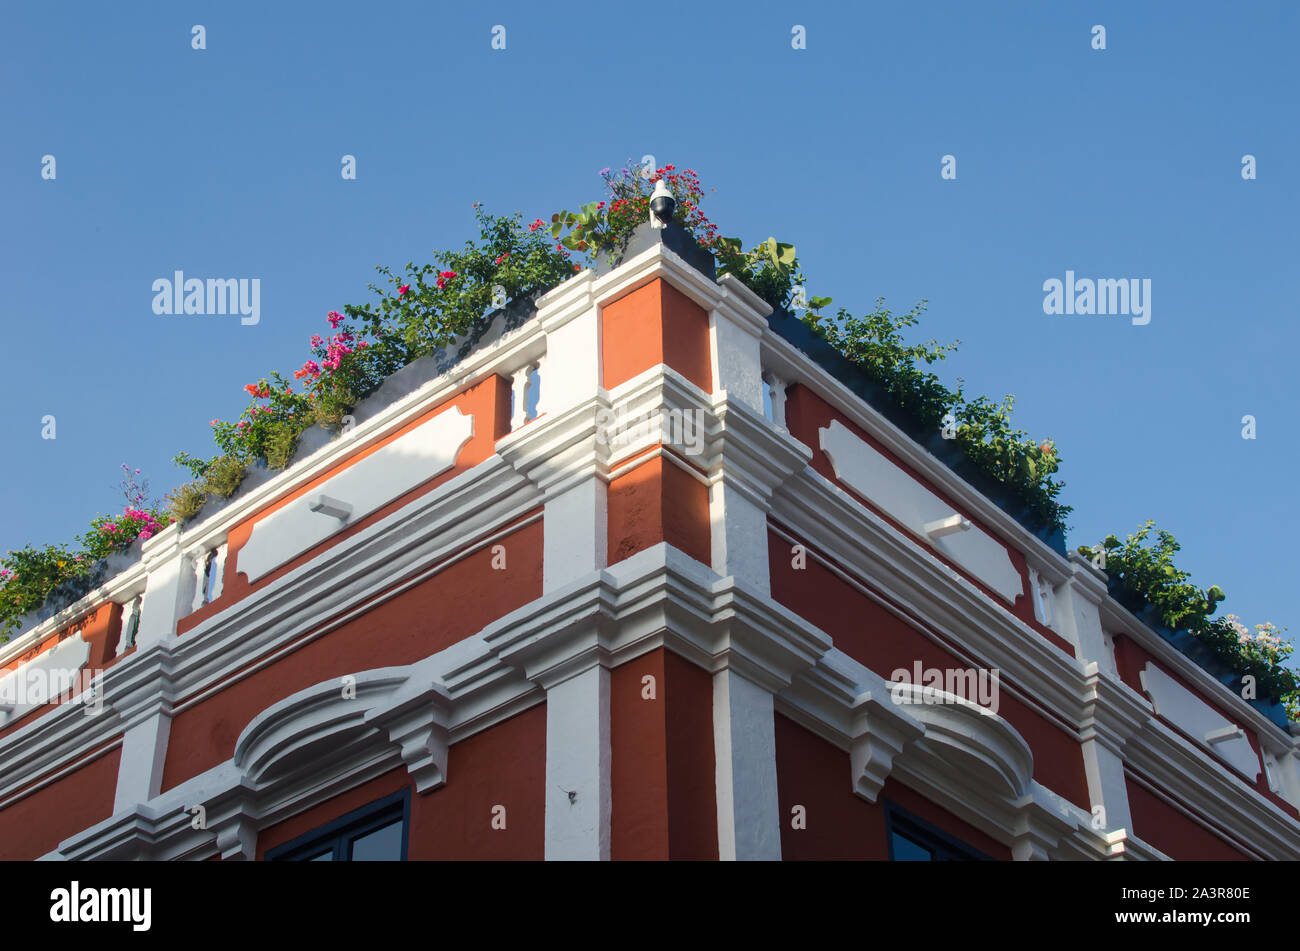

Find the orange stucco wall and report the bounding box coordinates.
[607,454,710,567]
[601,278,712,393]
[1112,634,1294,817]
[610,647,717,859]
[0,601,124,740]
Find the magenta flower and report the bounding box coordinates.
[327,311,344,329]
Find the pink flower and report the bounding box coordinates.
[139,529,154,541]
[310,334,323,348]
[237,421,248,430]
[210,419,220,427]
[529,219,545,232]
[327,311,344,328]
[398,285,410,296]
[294,360,321,380]
[439,271,457,280]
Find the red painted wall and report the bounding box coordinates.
[774,713,1010,860]
[161,517,543,792]
[769,528,1090,808]
[0,601,125,740]
[1124,775,1249,860]
[255,704,546,860]
[0,744,121,860]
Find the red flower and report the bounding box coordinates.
[398,284,410,296]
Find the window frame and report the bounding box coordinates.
[265,788,411,862]
[884,799,993,862]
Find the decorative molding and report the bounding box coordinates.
[819,419,1023,604]
[239,405,474,582]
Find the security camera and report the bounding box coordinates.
[649,179,675,229]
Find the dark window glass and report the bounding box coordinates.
[885,801,990,862]
[889,830,934,861]
[348,819,403,861]
[266,790,409,862]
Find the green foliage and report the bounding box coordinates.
[203,454,248,499]
[166,482,207,521]
[809,298,1069,533]
[3,163,1291,726]
[348,205,577,359]
[551,163,717,265]
[1080,522,1297,716]
[263,420,301,471]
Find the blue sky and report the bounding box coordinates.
[1,1,1295,640]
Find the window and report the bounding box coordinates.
[266,789,410,861]
[885,801,991,862]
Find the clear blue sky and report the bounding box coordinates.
[1,2,1295,639]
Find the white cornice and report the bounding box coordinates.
[757,323,1073,586]
[1098,592,1294,749]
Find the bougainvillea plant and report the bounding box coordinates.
[0,466,172,641]
[1079,521,1298,718]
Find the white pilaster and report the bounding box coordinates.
[709,483,771,598]
[709,275,769,416]
[713,668,782,860]
[1052,553,1114,672]
[1081,738,1133,834]
[113,711,171,813]
[544,664,611,860]
[543,480,607,593]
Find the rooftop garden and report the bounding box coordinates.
[0,160,1293,724]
